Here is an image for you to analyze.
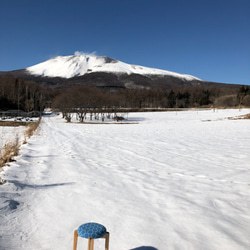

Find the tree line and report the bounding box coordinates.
[0,75,50,112]
[1,74,250,115]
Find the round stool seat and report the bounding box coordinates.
[77,223,107,239]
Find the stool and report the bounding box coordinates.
[73,222,109,250]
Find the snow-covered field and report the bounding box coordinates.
[0,109,250,250]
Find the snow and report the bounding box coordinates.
[0,109,250,250]
[26,53,200,81]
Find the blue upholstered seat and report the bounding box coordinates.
[77,223,107,239]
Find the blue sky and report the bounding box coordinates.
[0,0,249,85]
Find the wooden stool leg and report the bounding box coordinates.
[105,232,110,250]
[88,237,91,250]
[73,230,78,250]
[90,238,94,250]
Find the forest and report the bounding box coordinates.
[1,74,250,116]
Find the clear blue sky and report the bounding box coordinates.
[0,0,249,85]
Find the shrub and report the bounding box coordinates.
[214,95,238,107]
[242,95,250,107]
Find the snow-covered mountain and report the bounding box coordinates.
[26,53,200,81]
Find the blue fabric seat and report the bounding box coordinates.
[73,222,109,250]
[77,223,107,239]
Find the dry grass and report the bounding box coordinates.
[242,113,250,119]
[203,113,250,122]
[228,113,250,120]
[0,119,41,179]
[24,119,41,143]
[0,136,19,167]
[0,121,32,127]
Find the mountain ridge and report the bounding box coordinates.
[0,54,244,91]
[26,53,201,81]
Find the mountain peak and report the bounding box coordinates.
[26,53,201,81]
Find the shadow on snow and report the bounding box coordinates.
[7,180,75,190]
[130,247,158,250]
